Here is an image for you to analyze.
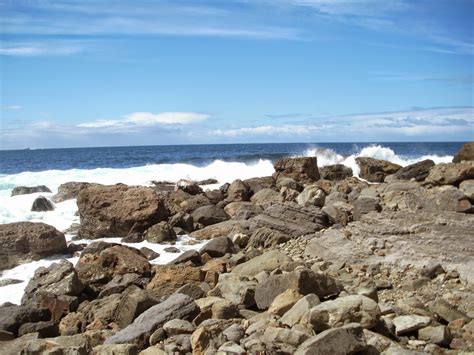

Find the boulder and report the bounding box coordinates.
[268,289,303,316]
[453,142,474,163]
[254,269,340,310]
[322,201,353,225]
[31,196,55,212]
[226,179,250,202]
[52,182,101,202]
[295,323,367,355]
[21,260,84,305]
[216,274,257,307]
[281,294,321,327]
[163,319,195,335]
[250,188,282,205]
[179,194,212,213]
[390,159,435,181]
[296,185,326,207]
[168,250,202,266]
[249,203,329,237]
[273,157,320,183]
[191,205,228,226]
[11,185,51,196]
[0,304,51,336]
[77,185,168,239]
[319,164,353,181]
[223,202,263,220]
[92,344,138,355]
[175,179,203,195]
[190,220,248,240]
[169,212,194,232]
[262,326,310,352]
[199,236,236,257]
[231,250,292,277]
[18,320,58,338]
[353,196,381,220]
[247,227,290,248]
[105,293,199,349]
[418,325,451,345]
[244,176,275,194]
[0,222,67,271]
[425,162,474,186]
[459,179,474,201]
[146,265,203,299]
[309,295,381,331]
[276,177,303,192]
[392,315,431,335]
[356,157,402,183]
[76,244,151,288]
[145,222,176,243]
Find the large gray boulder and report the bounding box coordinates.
[105,293,199,349]
[390,159,435,181]
[77,185,168,239]
[425,162,474,186]
[191,205,228,226]
[0,222,67,271]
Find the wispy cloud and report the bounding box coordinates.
[372,71,474,85]
[77,112,210,130]
[2,105,22,110]
[264,113,307,119]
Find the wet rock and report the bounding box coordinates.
[140,247,160,261]
[231,250,292,277]
[176,179,203,195]
[297,185,326,207]
[0,221,67,271]
[77,185,168,239]
[226,179,250,202]
[22,260,84,305]
[200,236,236,257]
[145,222,176,243]
[169,212,194,232]
[0,278,23,287]
[168,250,202,266]
[255,269,340,310]
[391,159,435,181]
[105,293,199,349]
[295,323,367,355]
[392,315,431,335]
[31,196,55,211]
[425,162,474,186]
[356,157,402,183]
[319,164,353,181]
[247,227,290,248]
[453,142,474,163]
[76,244,151,289]
[273,157,320,183]
[249,203,329,237]
[309,295,380,331]
[11,185,51,196]
[121,233,144,243]
[192,205,228,226]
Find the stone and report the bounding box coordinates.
[192,205,228,226]
[22,260,84,305]
[93,344,139,355]
[391,159,435,181]
[11,185,52,196]
[105,293,199,349]
[247,227,290,248]
[322,201,353,225]
[0,330,14,341]
[231,250,292,277]
[353,196,381,220]
[179,194,212,214]
[140,247,160,261]
[52,181,101,202]
[0,304,50,336]
[59,312,85,335]
[425,162,474,186]
[268,289,303,316]
[190,220,247,240]
[168,250,202,266]
[392,315,431,335]
[273,157,320,183]
[453,142,474,163]
[226,179,250,202]
[297,185,326,207]
[319,164,353,181]
[0,221,67,271]
[145,222,176,243]
[211,300,239,319]
[76,244,151,287]
[200,236,236,257]
[418,325,451,345]
[77,185,168,239]
[217,274,257,307]
[459,179,474,200]
[250,188,282,205]
[174,283,206,300]
[169,212,194,232]
[356,157,402,183]
[255,269,340,310]
[163,319,195,335]
[223,202,263,220]
[276,177,303,192]
[217,341,246,354]
[262,326,310,350]
[121,233,144,243]
[249,203,329,237]
[309,295,381,331]
[146,265,203,299]
[431,298,470,323]
[176,179,203,195]
[31,196,55,211]
[281,294,321,327]
[223,324,244,343]
[18,320,58,338]
[295,323,367,355]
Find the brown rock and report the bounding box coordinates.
[146,265,204,299]
[145,222,176,243]
[319,164,353,181]
[425,162,474,186]
[273,157,320,183]
[356,157,402,183]
[226,180,250,202]
[453,142,474,163]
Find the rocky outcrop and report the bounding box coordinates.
[453,142,474,163]
[52,182,102,202]
[11,185,51,196]
[425,162,474,186]
[356,157,402,183]
[226,180,250,202]
[0,222,67,271]
[319,164,353,181]
[31,196,55,212]
[145,222,176,243]
[390,159,435,181]
[77,185,168,239]
[191,205,228,226]
[273,157,320,183]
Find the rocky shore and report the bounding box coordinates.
[0,142,473,354]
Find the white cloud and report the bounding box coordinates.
[77,112,210,130]
[2,105,22,110]
[211,124,325,136]
[0,41,85,57]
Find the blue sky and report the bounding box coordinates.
[0,0,473,149]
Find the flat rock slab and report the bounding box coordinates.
[393,315,431,335]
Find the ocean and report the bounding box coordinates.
[0,141,464,304]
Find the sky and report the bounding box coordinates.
[0,0,473,149]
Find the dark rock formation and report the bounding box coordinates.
[31,196,55,212]
[273,157,320,183]
[11,185,51,196]
[355,157,402,183]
